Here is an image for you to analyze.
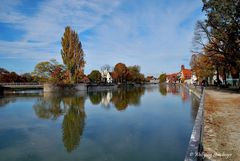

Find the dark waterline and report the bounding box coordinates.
[0,85,199,161]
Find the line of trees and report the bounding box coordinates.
[32,27,146,85]
[190,0,240,85]
[87,63,145,84]
[0,68,35,83]
[1,26,155,85]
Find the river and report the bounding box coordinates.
[0,84,199,161]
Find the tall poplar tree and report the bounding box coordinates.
[61,26,85,83]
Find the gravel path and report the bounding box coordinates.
[203,90,240,161]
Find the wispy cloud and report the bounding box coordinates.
[0,0,121,61]
[84,0,203,75]
[0,0,203,75]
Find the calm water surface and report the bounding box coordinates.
[0,85,199,161]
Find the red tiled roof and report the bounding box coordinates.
[182,69,192,79]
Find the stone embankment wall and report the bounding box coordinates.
[43,83,87,92]
[44,83,118,92]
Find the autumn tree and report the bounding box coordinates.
[114,63,128,83]
[32,61,54,82]
[191,0,240,84]
[0,68,35,83]
[202,0,240,69]
[111,71,118,83]
[190,54,215,82]
[21,73,34,82]
[32,59,68,83]
[61,26,85,83]
[126,65,145,83]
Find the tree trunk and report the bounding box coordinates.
[216,66,220,85]
[223,68,227,85]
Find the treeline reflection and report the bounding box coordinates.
[88,87,145,110]
[0,85,199,153]
[32,87,146,153]
[159,84,190,102]
[33,93,86,153]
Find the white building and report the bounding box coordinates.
[191,73,197,84]
[149,78,159,84]
[101,70,113,83]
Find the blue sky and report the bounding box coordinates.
[0,0,204,76]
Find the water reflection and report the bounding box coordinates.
[159,84,190,102]
[191,94,200,120]
[33,93,86,153]
[33,97,65,119]
[112,87,145,111]
[0,97,16,108]
[62,96,85,152]
[0,86,199,156]
[31,88,145,152]
[159,84,167,96]
[88,87,145,111]
[88,92,102,105]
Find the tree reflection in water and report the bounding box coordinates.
[88,92,102,105]
[88,91,112,109]
[88,87,145,111]
[33,96,65,119]
[33,93,86,153]
[191,95,199,121]
[159,84,191,102]
[62,96,85,152]
[159,84,167,96]
[0,97,16,108]
[32,88,146,153]
[111,87,145,111]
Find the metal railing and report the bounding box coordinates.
[184,89,205,161]
[0,82,42,86]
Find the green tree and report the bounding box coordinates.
[87,70,101,83]
[32,59,66,83]
[61,26,85,83]
[32,61,54,82]
[158,73,166,83]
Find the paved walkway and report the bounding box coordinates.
[204,90,240,161]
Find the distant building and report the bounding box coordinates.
[191,73,197,84]
[146,76,159,84]
[166,73,178,84]
[101,70,112,83]
[166,65,193,84]
[179,65,192,83]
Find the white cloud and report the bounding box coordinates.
[0,0,121,62]
[0,0,203,75]
[84,0,203,75]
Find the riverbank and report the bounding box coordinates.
[203,90,240,161]
[184,85,240,160]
